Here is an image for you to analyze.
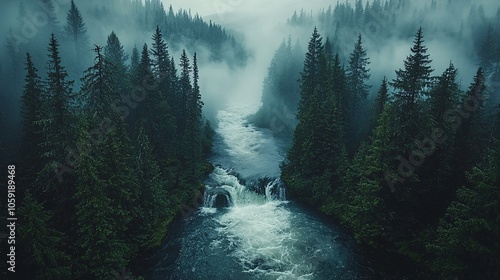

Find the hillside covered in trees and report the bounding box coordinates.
[0,1,220,279]
[255,1,500,278]
[1,0,499,279]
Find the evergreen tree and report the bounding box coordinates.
[282,28,346,208]
[346,34,371,149]
[373,77,389,124]
[429,62,460,125]
[37,34,76,219]
[453,68,487,173]
[63,0,89,62]
[132,126,168,244]
[354,0,364,25]
[75,47,141,278]
[283,28,324,182]
[104,31,129,98]
[182,52,204,176]
[420,62,461,200]
[429,141,500,279]
[332,107,395,247]
[20,53,45,188]
[177,49,192,139]
[149,26,177,163]
[18,194,71,280]
[130,46,140,75]
[391,27,433,149]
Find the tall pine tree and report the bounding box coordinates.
[391,27,433,150]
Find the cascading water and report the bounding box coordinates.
[146,105,365,279]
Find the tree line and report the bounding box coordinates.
[281,27,499,279]
[11,19,213,279]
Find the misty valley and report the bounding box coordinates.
[0,0,499,279]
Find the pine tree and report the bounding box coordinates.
[75,47,141,279]
[18,194,71,280]
[182,52,204,176]
[373,77,389,124]
[282,28,346,208]
[421,62,461,195]
[149,27,177,165]
[346,34,371,149]
[63,0,89,62]
[130,46,140,75]
[332,107,394,247]
[354,0,364,25]
[20,53,45,188]
[104,31,129,98]
[37,34,76,219]
[177,49,192,139]
[391,27,433,149]
[73,120,129,279]
[132,126,168,244]
[429,141,500,279]
[454,68,487,173]
[429,62,460,125]
[284,28,324,181]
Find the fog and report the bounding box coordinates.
[1,0,499,147]
[165,0,500,116]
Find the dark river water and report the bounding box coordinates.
[145,105,368,279]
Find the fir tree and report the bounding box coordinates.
[429,141,500,279]
[182,52,204,176]
[373,77,389,124]
[332,107,394,247]
[37,34,76,220]
[104,31,129,98]
[453,68,487,173]
[148,27,177,165]
[20,53,45,188]
[18,194,71,280]
[346,34,371,149]
[75,47,141,278]
[391,27,433,149]
[177,49,192,138]
[282,28,347,208]
[63,0,89,59]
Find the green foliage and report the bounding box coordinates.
[16,27,213,279]
[331,108,394,247]
[390,27,434,150]
[428,142,500,279]
[20,53,45,187]
[281,26,499,279]
[18,194,71,280]
[63,0,89,56]
[346,34,371,151]
[282,28,347,209]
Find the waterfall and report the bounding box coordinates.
[203,166,286,208]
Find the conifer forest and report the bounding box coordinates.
[0,0,499,279]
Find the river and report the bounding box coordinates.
[146,105,366,279]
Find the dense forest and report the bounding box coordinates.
[252,0,500,278]
[1,0,499,279]
[0,0,225,279]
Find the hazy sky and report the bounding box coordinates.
[163,0,329,18]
